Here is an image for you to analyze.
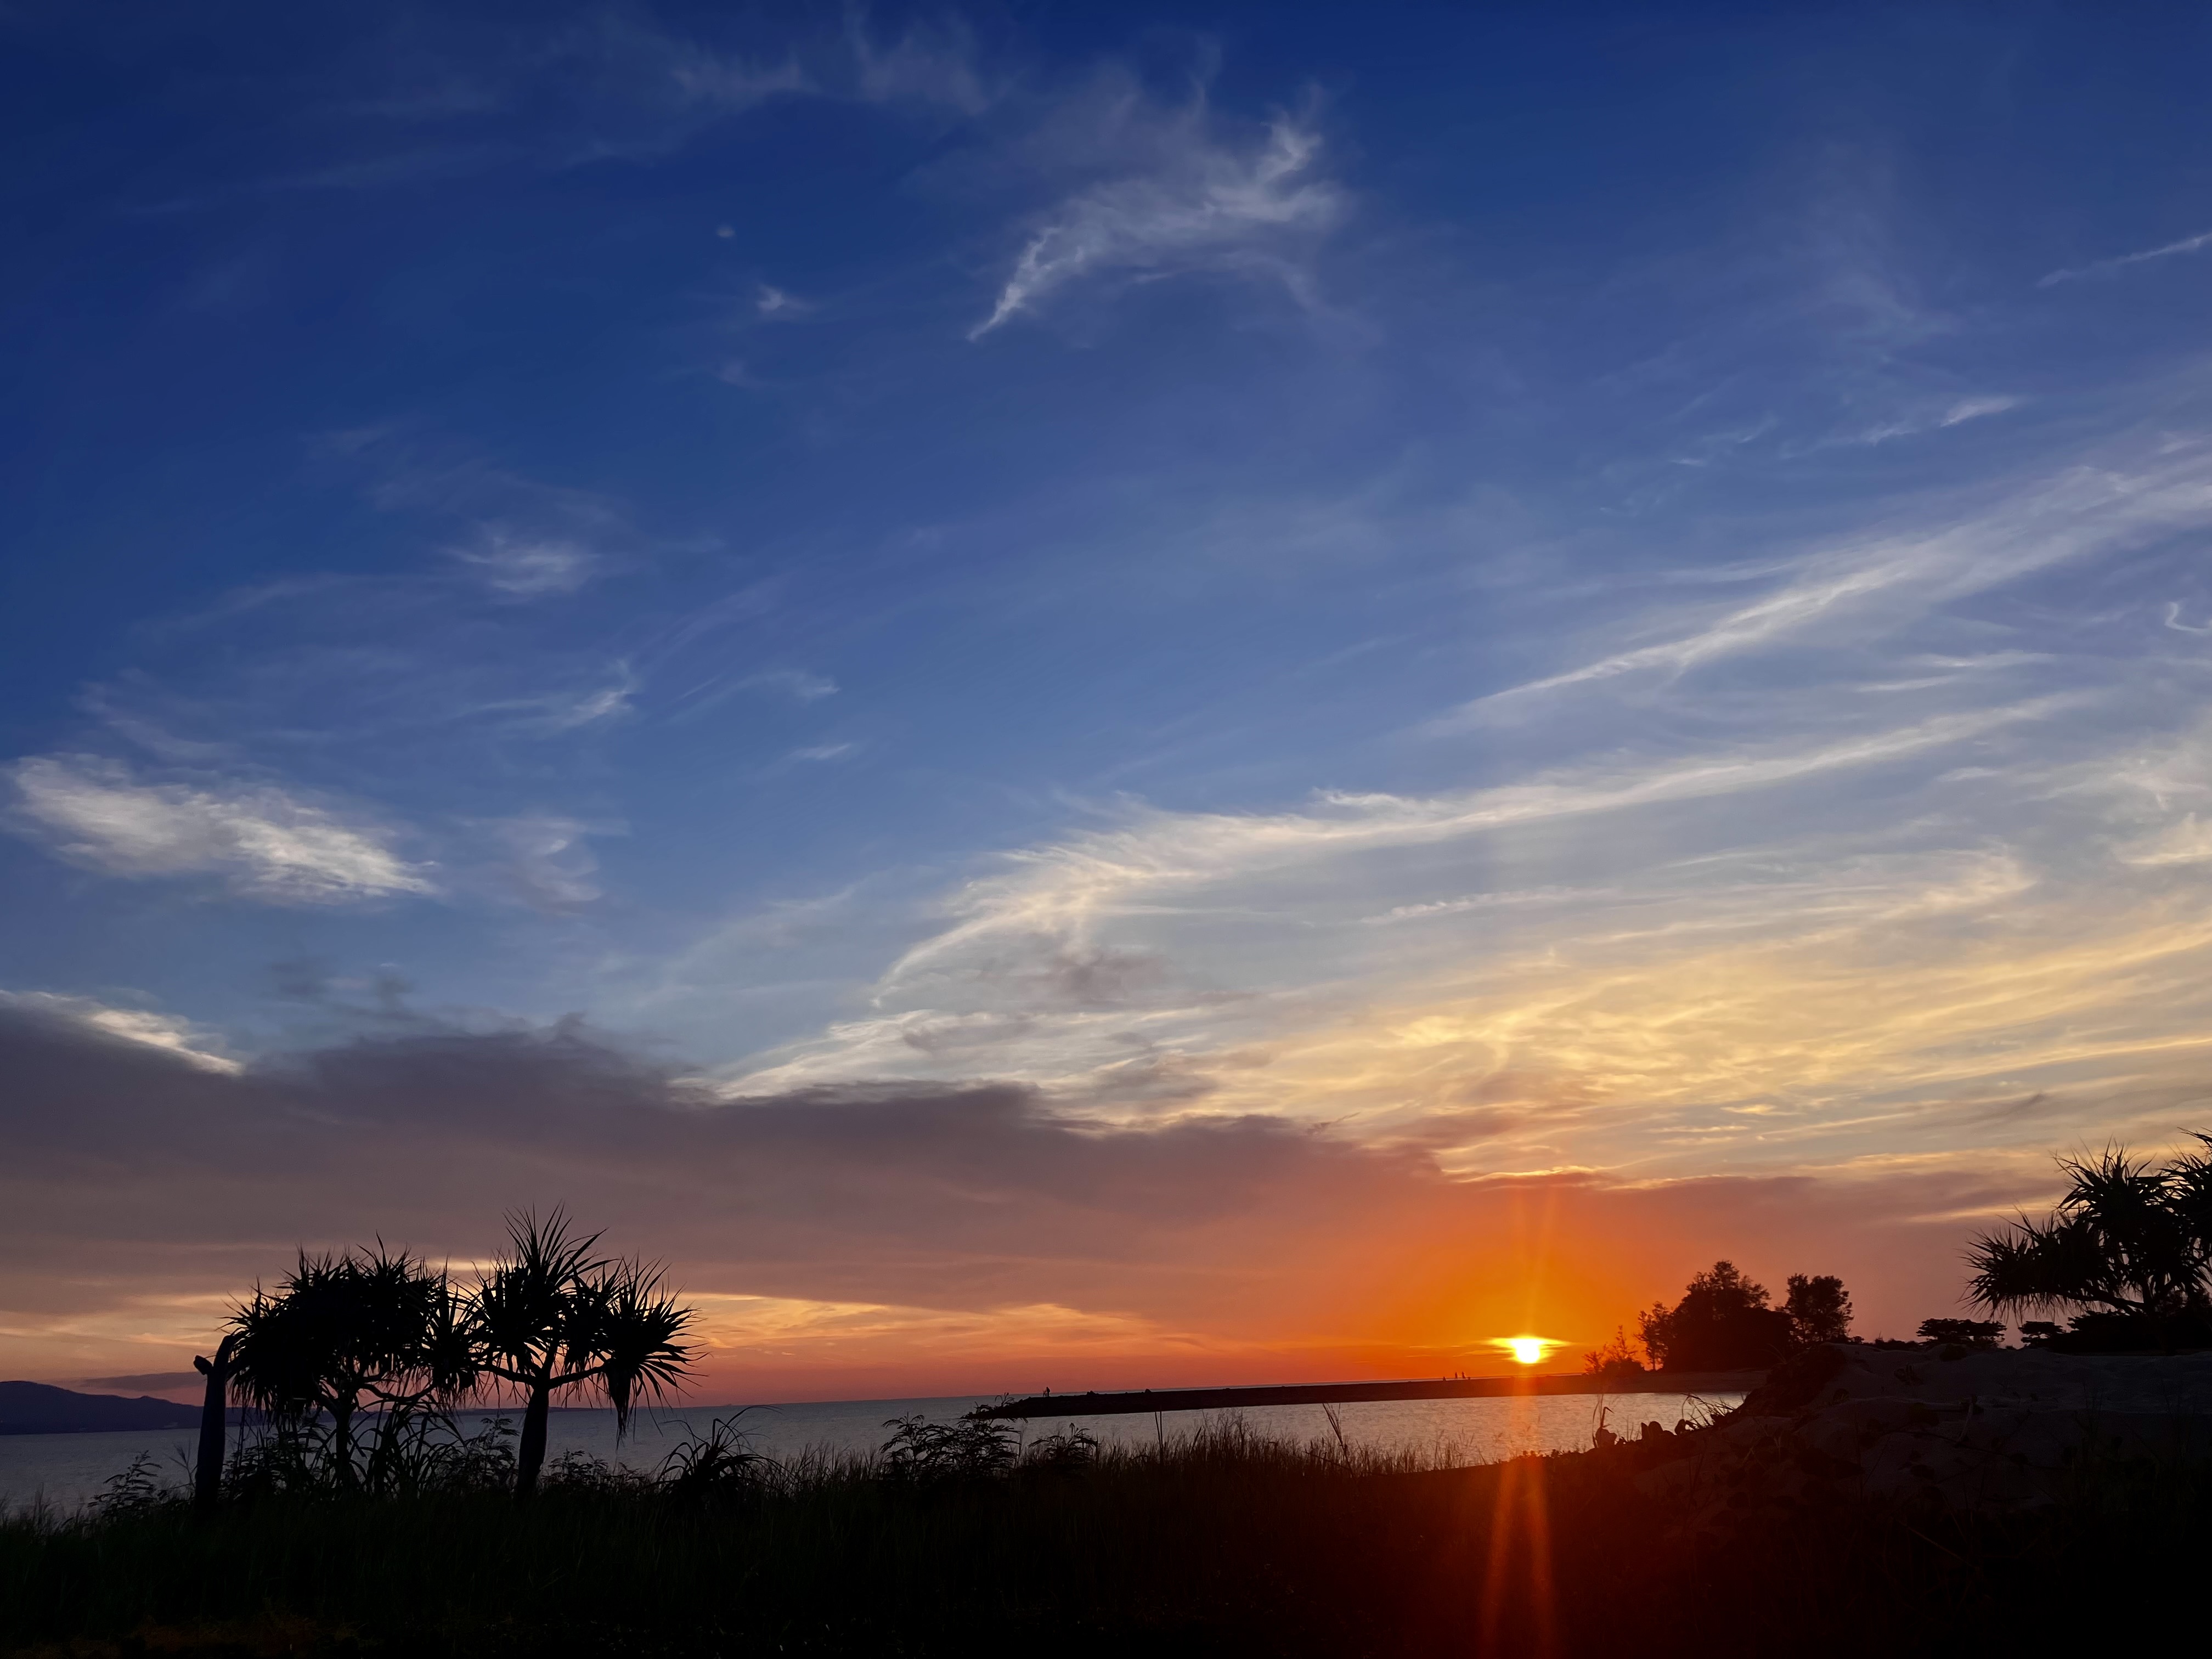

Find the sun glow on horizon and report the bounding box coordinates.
[1500,1335,1550,1365]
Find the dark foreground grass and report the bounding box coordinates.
[4,1421,2207,1657]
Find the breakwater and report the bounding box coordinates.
[973,1371,1764,1418]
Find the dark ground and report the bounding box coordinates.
[4,1420,2204,1657]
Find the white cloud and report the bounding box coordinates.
[2119,815,2212,867]
[0,990,242,1074]
[662,45,812,110]
[6,755,436,905]
[1940,396,2019,427]
[744,669,839,702]
[789,743,855,762]
[1437,442,2212,722]
[842,14,994,114]
[547,670,639,730]
[2039,227,2212,287]
[483,664,638,734]
[879,703,2059,991]
[703,411,2212,1176]
[1361,887,1619,926]
[755,284,809,317]
[451,529,601,596]
[476,814,612,911]
[657,14,989,117]
[970,113,1346,338]
[1847,396,2023,446]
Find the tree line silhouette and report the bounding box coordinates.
[1587,1132,2212,1375]
[1583,1263,1853,1375]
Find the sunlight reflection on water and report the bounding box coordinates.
[0,1390,1742,1514]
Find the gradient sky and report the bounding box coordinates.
[9,2,2212,1400]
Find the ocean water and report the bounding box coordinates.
[0,1389,1742,1516]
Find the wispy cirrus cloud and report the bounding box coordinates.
[879,705,2059,986]
[713,405,2212,1182]
[1838,394,2021,448]
[970,110,1347,338]
[5,755,435,905]
[472,812,614,911]
[729,732,2212,1188]
[529,665,639,732]
[2039,226,2212,287]
[743,668,839,703]
[449,529,603,597]
[724,701,2084,1119]
[838,12,995,115]
[136,12,1000,206]
[656,44,812,112]
[656,12,993,117]
[1435,441,2212,721]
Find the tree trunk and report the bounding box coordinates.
[191,1335,238,1511]
[329,1399,357,1491]
[515,1377,552,1500]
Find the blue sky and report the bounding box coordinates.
[9,3,2212,1390]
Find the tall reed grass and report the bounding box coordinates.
[2,1413,2204,1656]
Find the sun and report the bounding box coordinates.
[1500,1336,1548,1365]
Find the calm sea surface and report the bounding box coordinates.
[0,1389,1743,1515]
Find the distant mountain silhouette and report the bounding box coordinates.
[74,1372,202,1395]
[0,1380,202,1435]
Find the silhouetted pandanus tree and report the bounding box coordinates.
[226,1245,477,1492]
[467,1212,697,1499]
[1967,1138,2212,1351]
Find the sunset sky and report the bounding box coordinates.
[8,3,2212,1401]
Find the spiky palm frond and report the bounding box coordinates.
[1966,1138,2212,1325]
[227,1278,325,1421]
[467,1210,608,1385]
[2164,1136,2212,1263]
[390,1275,481,1406]
[1966,1215,2101,1315]
[588,1264,698,1437]
[230,1246,462,1404]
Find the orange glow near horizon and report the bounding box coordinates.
[1499,1336,1553,1366]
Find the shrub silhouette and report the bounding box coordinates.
[879,1414,1017,1483]
[1021,1425,1102,1473]
[1582,1327,1646,1378]
[658,1417,772,1503]
[1916,1318,2004,1348]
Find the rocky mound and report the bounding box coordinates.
[1626,1344,2212,1515]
